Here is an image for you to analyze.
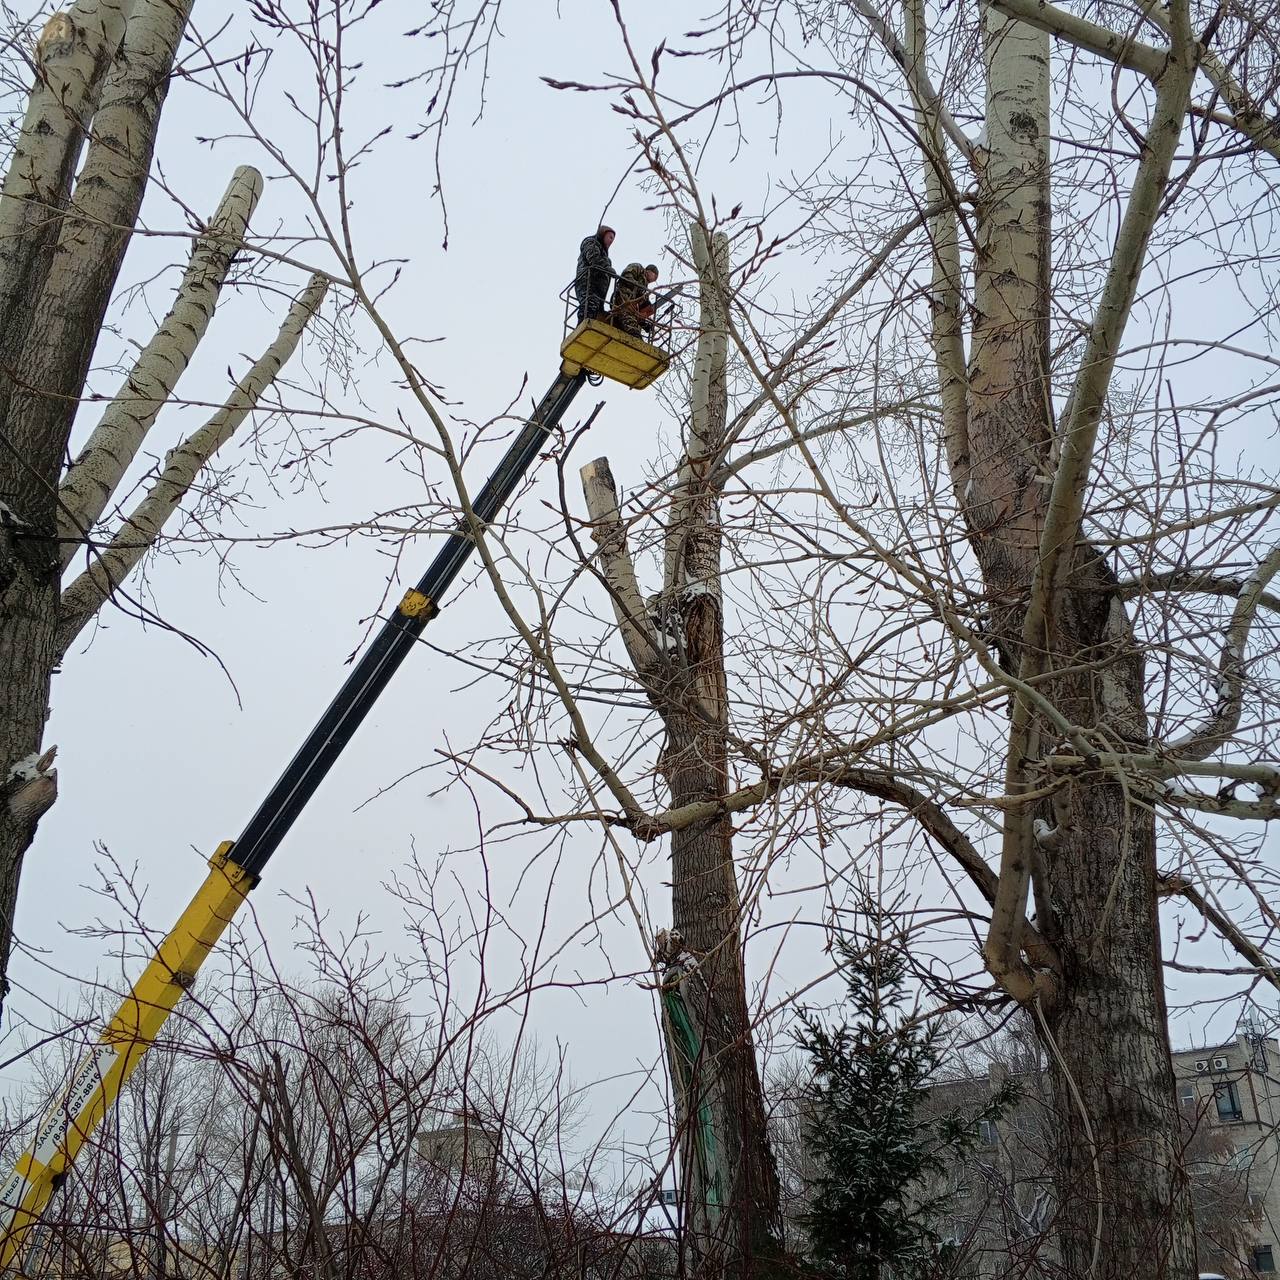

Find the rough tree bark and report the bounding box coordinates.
[581,224,783,1277]
[0,5,323,1017]
[909,2,1201,1272]
[1,0,190,1016]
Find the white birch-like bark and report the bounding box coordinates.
[52,0,193,265]
[962,5,1054,1001]
[988,23,1199,987]
[984,0,1165,80]
[661,225,729,600]
[0,1,131,329]
[56,273,327,658]
[579,458,660,676]
[7,0,193,513]
[990,0,1280,165]
[57,165,264,563]
[1026,43,1197,642]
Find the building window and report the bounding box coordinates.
[1253,1243,1275,1272]
[1215,1081,1244,1122]
[977,1119,997,1146]
[1178,1082,1196,1109]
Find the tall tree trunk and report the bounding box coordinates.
[660,226,782,1276]
[579,224,784,1275]
[953,9,1198,1274]
[0,0,194,1017]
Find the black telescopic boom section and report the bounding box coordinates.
[232,370,588,878]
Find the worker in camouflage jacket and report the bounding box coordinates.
[611,262,659,337]
[574,225,616,322]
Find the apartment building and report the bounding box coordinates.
[1173,1029,1280,1277]
[927,1026,1280,1278]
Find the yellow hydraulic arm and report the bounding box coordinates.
[0,370,594,1266]
[0,845,250,1261]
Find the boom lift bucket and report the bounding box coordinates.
[558,280,675,390]
[559,318,670,390]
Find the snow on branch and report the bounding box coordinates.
[3,746,57,832]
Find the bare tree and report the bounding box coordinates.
[580,224,785,1275]
[0,1,328,1011]
[437,2,1280,1275]
[2,960,622,1280]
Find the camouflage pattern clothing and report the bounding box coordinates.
[610,263,654,336]
[574,231,615,322]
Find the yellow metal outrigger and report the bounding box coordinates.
[0,298,675,1267]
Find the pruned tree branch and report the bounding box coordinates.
[56,273,329,660]
[0,1,130,354]
[579,456,660,676]
[57,165,265,565]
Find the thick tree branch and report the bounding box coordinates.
[0,1,130,352]
[57,165,264,564]
[991,20,1199,1001]
[661,224,731,601]
[579,456,661,676]
[984,0,1167,81]
[1163,543,1280,760]
[7,0,194,529]
[988,0,1280,162]
[905,0,971,514]
[1117,569,1280,613]
[1142,1,1280,165]
[1030,27,1196,621]
[56,274,328,660]
[976,6,1056,1005]
[632,758,1057,971]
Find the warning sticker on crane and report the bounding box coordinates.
[0,1169,32,1226]
[32,1043,120,1162]
[0,1043,119,1232]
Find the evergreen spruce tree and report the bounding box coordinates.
[796,920,1010,1279]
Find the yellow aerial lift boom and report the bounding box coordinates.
[0,310,670,1267]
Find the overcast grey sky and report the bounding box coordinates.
[4,0,1277,1186]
